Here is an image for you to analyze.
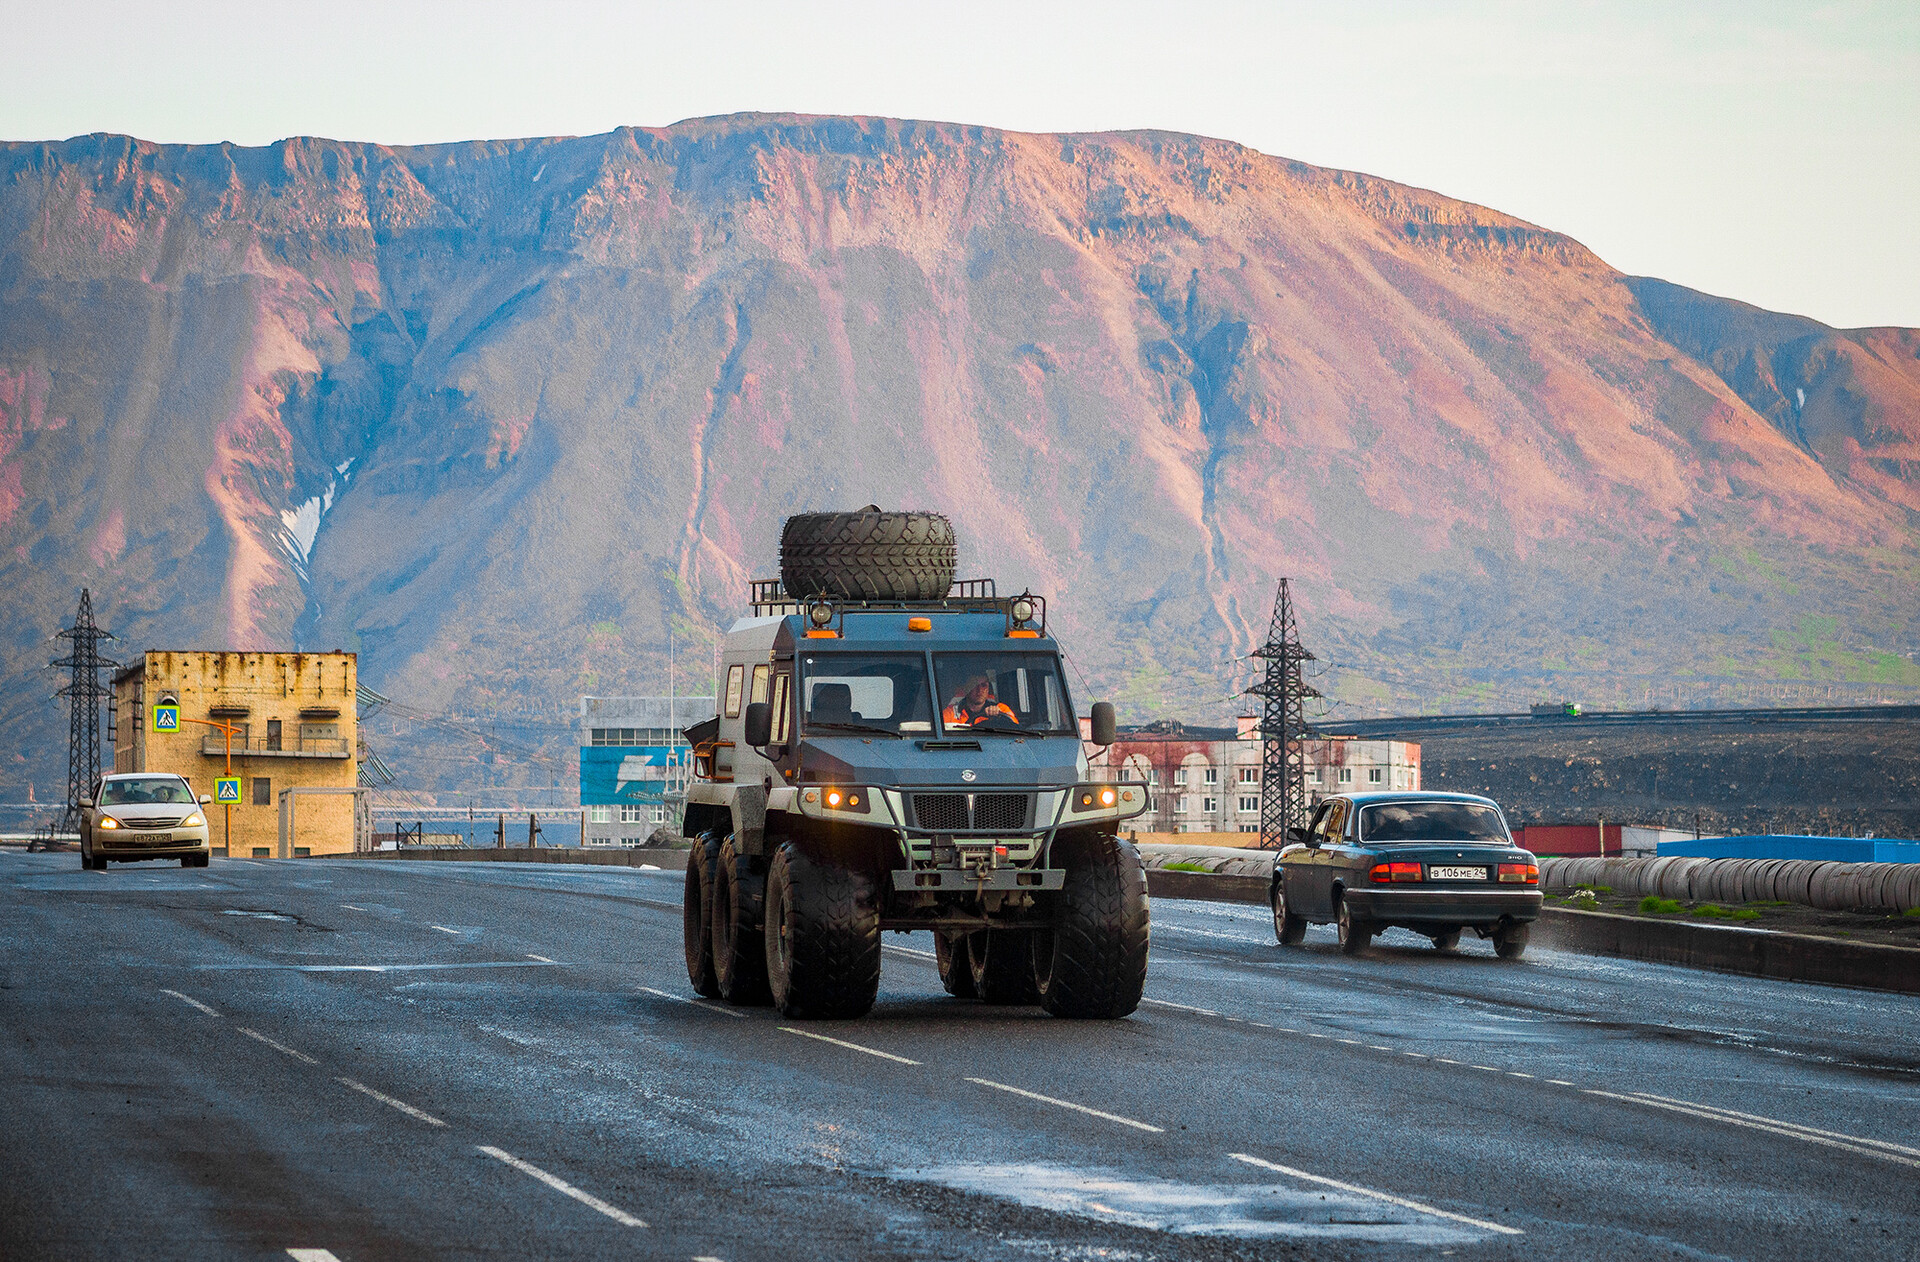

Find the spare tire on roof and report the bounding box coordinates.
[779,506,957,602]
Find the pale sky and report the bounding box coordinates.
[4,0,1915,328]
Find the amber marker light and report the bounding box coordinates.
[1099,787,1116,806]
[908,617,932,632]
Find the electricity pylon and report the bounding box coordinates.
[1248,578,1318,849]
[52,589,117,832]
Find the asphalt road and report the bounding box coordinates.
[2,850,1914,1261]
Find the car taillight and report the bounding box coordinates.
[1498,863,1538,884]
[1369,861,1422,883]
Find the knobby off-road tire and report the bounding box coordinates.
[1336,895,1373,955]
[1033,831,1149,1019]
[969,929,1041,1005]
[712,837,771,1005]
[935,931,977,999]
[1272,879,1308,946]
[763,841,881,1019]
[779,507,956,602]
[683,833,722,998]
[1493,921,1530,960]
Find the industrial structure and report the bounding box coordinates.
[1247,577,1320,847]
[111,651,365,856]
[51,589,116,832]
[578,695,716,845]
[1089,717,1419,842]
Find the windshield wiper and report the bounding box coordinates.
[805,721,905,739]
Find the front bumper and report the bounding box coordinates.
[892,866,1066,893]
[96,830,211,859]
[1343,888,1542,925]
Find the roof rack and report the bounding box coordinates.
[749,579,1047,637]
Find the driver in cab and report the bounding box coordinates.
[943,674,1017,728]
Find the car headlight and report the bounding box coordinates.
[98,816,121,829]
[182,812,205,828]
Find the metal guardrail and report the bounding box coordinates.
[1311,704,1920,738]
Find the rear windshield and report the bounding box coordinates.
[1360,802,1509,844]
[100,777,194,806]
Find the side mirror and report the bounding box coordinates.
[1089,701,1116,747]
[1287,825,1307,845]
[198,794,212,805]
[742,701,772,748]
[78,797,94,809]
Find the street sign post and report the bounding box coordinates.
[215,777,242,805]
[152,705,179,732]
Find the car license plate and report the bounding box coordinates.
[1430,865,1486,881]
[141,833,173,845]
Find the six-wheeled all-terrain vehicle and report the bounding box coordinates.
[680,507,1152,1020]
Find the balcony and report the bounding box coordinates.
[201,735,352,759]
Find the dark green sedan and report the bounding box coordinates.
[1269,792,1541,958]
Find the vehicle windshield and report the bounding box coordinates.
[800,653,935,735]
[1360,802,1510,844]
[100,777,194,806]
[934,652,1073,734]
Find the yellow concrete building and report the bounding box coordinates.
[112,651,365,857]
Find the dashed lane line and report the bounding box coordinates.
[338,1077,448,1127]
[340,904,367,911]
[429,924,462,935]
[160,988,221,1017]
[1230,1152,1523,1236]
[1585,1089,1920,1170]
[638,986,747,1018]
[238,1028,318,1065]
[526,954,556,963]
[197,961,558,973]
[477,1146,647,1227]
[965,1078,1164,1133]
[287,1251,343,1261]
[1140,997,1221,1017]
[780,1027,921,1064]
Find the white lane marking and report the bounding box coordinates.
[477,1145,647,1227]
[1546,1079,1574,1086]
[1230,1152,1523,1236]
[239,1028,318,1065]
[430,924,461,935]
[160,988,221,1017]
[966,1077,1164,1133]
[780,1027,921,1064]
[883,943,934,959]
[197,961,558,973]
[1471,1065,1500,1072]
[1336,1038,1363,1046]
[526,954,556,963]
[1141,997,1221,1017]
[287,1251,343,1261]
[1402,1052,1430,1059]
[338,1077,448,1127]
[638,986,746,1018]
[1507,1072,1535,1079]
[340,904,367,911]
[692,1256,725,1261]
[1587,1089,1920,1169]
[1628,1092,1920,1160]
[1368,1045,1394,1052]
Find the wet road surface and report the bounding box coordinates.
[2,850,1914,1260]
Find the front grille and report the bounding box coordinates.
[973,794,1028,831]
[126,817,183,829]
[912,794,969,831]
[909,792,1031,832]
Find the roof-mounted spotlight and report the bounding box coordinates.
[1010,596,1035,625]
[808,599,835,628]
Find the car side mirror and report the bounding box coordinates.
[1287,825,1308,845]
[742,701,772,748]
[79,797,94,809]
[1089,701,1116,747]
[198,794,212,805]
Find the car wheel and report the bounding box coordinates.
[711,836,771,1005]
[1335,894,1372,955]
[682,833,722,998]
[1271,880,1308,946]
[762,840,881,1019]
[969,929,1041,1004]
[1430,928,1461,952]
[1493,921,1530,960]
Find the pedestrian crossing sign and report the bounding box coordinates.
[152,705,179,732]
[215,777,241,804]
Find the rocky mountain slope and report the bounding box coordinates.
[2,115,1916,794]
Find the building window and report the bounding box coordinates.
[589,805,611,824]
[1202,767,1218,785]
[1202,796,1218,813]
[620,804,643,824]
[591,728,681,747]
[589,836,613,847]
[1239,796,1258,813]
[253,776,272,806]
[1174,768,1188,786]
[1177,797,1192,814]
[266,718,282,751]
[1239,824,1258,833]
[1239,767,1259,784]
[651,804,665,825]
[1338,768,1353,784]
[1148,769,1160,785]
[1368,768,1383,784]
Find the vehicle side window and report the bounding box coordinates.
[1322,800,1349,842]
[1306,802,1331,842]
[724,664,745,718]
[770,673,790,745]
[749,664,769,706]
